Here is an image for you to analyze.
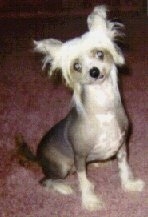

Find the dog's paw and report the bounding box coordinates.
[122,179,145,192]
[44,179,74,195]
[82,193,105,211]
[53,182,74,195]
[91,161,111,168]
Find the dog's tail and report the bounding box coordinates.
[15,133,38,164]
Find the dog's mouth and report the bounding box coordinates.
[98,74,104,79]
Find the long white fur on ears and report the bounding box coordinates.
[87,5,125,41]
[87,5,107,31]
[34,39,62,54]
[34,39,62,72]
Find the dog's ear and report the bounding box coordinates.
[87,5,107,31]
[112,45,125,65]
[34,39,62,75]
[87,6,125,41]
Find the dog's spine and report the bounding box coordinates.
[15,133,38,162]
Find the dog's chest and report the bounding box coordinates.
[88,113,124,161]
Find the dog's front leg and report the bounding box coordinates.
[117,145,145,192]
[75,154,104,211]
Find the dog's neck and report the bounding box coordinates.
[72,66,121,115]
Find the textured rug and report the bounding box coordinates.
[0,14,147,217]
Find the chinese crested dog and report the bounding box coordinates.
[17,6,145,211]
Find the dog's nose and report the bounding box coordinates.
[89,67,100,79]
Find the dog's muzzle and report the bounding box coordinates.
[89,67,104,79]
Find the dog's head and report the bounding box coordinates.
[34,5,125,89]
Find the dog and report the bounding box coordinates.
[17,6,145,211]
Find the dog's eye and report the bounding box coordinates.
[96,51,104,60]
[73,62,82,72]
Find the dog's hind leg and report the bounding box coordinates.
[117,144,145,192]
[40,157,74,195]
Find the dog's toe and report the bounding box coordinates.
[44,179,74,195]
[82,193,105,211]
[122,179,145,192]
[53,182,74,195]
